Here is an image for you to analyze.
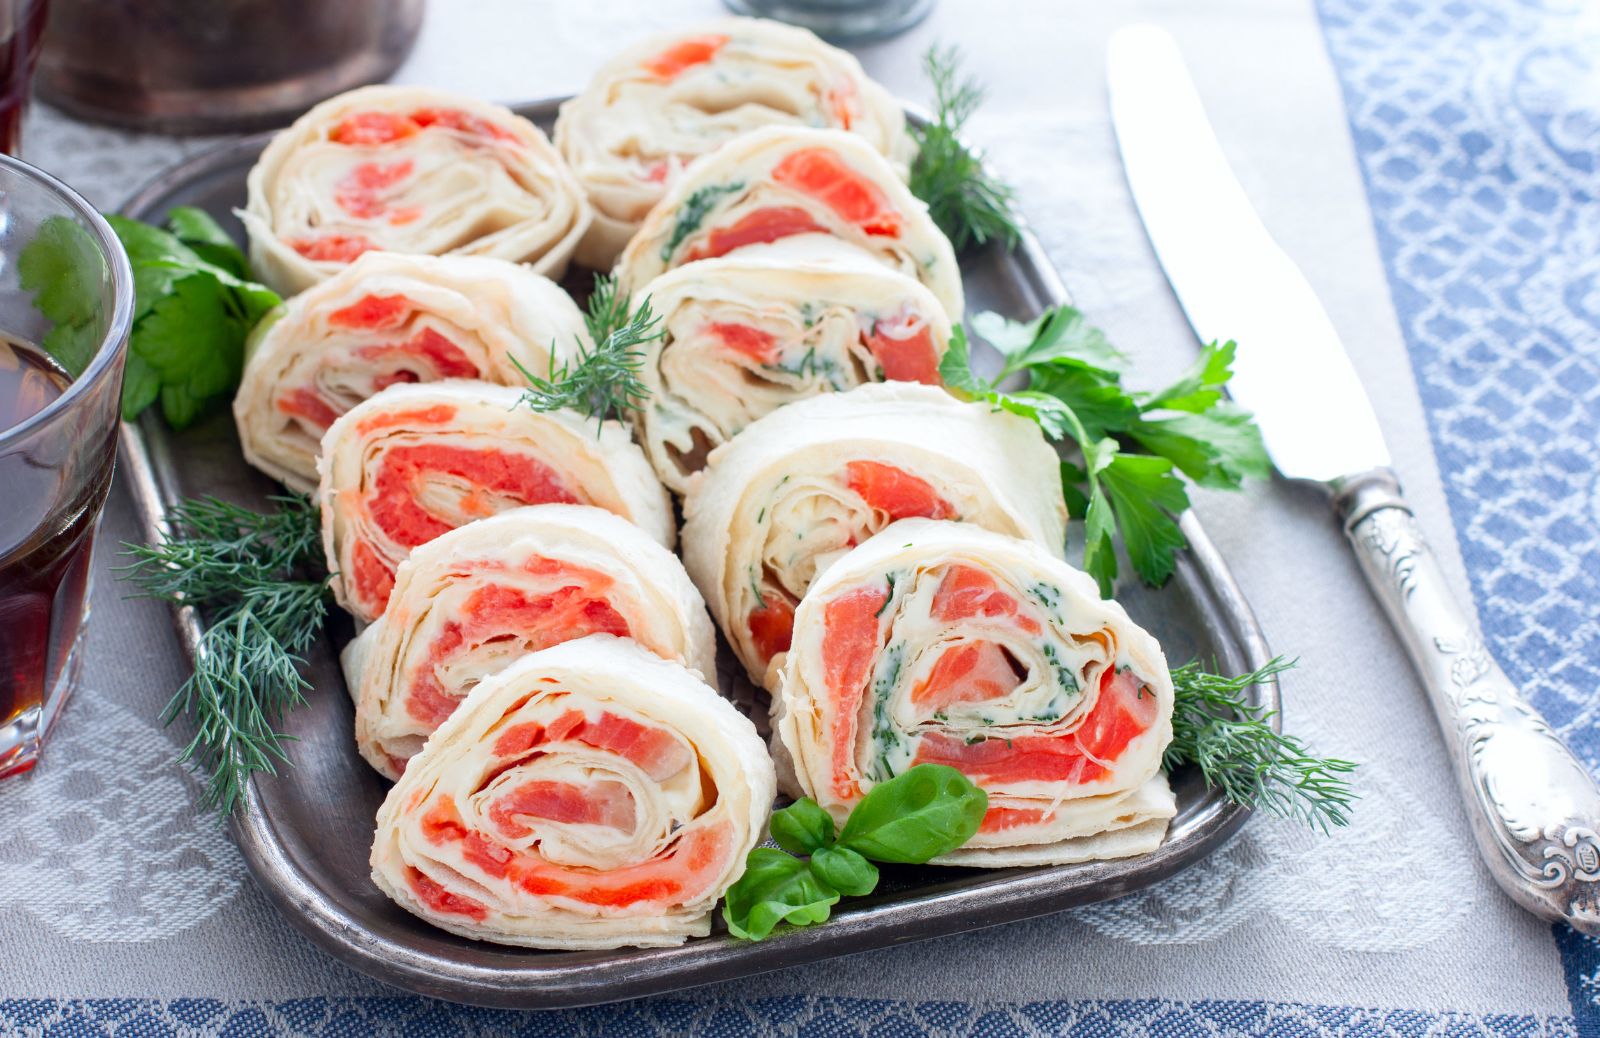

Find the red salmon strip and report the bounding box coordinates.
[822,584,890,799]
[643,35,729,80]
[771,148,902,237]
[863,319,940,384]
[410,708,730,911]
[686,206,825,262]
[845,460,954,520]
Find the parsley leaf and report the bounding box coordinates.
[17,216,104,377]
[945,305,1270,596]
[20,208,281,429]
[136,274,249,429]
[1100,454,1191,588]
[20,208,275,415]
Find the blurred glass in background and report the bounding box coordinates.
[38,0,425,134]
[723,0,934,44]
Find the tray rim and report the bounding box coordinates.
[116,94,1278,1009]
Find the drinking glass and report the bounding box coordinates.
[38,0,424,134]
[722,0,935,43]
[0,0,47,154]
[0,153,133,778]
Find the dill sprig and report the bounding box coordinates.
[909,45,1020,252]
[1166,658,1358,832]
[518,275,659,428]
[581,272,632,345]
[119,494,329,814]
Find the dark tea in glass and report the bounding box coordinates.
[0,0,47,154]
[0,154,132,778]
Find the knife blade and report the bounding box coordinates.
[1106,24,1386,484]
[1107,22,1600,934]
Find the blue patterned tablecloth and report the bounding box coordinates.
[1323,0,1600,1030]
[1,0,1597,1033]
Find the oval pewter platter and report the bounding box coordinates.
[117,97,1277,1009]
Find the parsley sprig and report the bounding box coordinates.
[724,764,986,940]
[1167,658,1358,832]
[909,45,1021,252]
[119,495,329,814]
[941,305,1271,596]
[517,275,659,429]
[19,207,281,429]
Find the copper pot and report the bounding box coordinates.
[37,0,426,134]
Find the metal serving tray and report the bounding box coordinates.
[118,98,1276,1009]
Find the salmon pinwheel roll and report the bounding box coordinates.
[775,519,1177,867]
[633,237,952,494]
[555,17,913,268]
[681,382,1066,690]
[241,85,591,295]
[234,252,589,492]
[346,504,718,780]
[371,634,775,949]
[318,381,672,624]
[615,126,962,320]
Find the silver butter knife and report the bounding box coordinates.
[1107,23,1600,933]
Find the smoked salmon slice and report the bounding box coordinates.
[689,206,825,262]
[553,23,913,270]
[319,382,675,624]
[642,34,729,79]
[773,519,1177,866]
[614,128,963,323]
[846,460,955,520]
[371,636,774,948]
[347,505,713,780]
[771,147,902,237]
[678,382,1067,693]
[242,85,588,296]
[863,319,940,384]
[233,252,593,492]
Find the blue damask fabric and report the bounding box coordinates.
[1315,0,1599,1028]
[0,997,1577,1037]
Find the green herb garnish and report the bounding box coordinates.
[1168,658,1357,831]
[661,181,744,262]
[941,304,1271,596]
[580,273,631,345]
[19,207,281,429]
[723,764,986,941]
[909,45,1021,252]
[119,494,329,814]
[517,283,661,429]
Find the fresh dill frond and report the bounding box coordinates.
[582,273,632,346]
[1165,658,1358,832]
[518,288,660,429]
[909,45,1021,252]
[119,494,329,814]
[119,494,322,606]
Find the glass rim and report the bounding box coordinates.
[0,152,135,446]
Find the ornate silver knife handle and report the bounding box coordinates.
[1335,468,1600,933]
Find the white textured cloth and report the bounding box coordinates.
[0,0,1574,1030]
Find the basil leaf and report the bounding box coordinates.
[769,798,836,856]
[838,764,988,864]
[809,845,879,897]
[722,848,838,941]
